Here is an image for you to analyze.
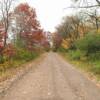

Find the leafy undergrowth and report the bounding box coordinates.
[59,51,100,82]
[0,51,42,82]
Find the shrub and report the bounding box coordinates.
[68,50,82,60]
[15,48,39,61]
[57,47,67,52]
[91,61,100,75]
[75,33,100,57]
[0,55,4,63]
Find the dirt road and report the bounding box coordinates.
[1,52,100,100]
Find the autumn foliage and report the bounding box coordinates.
[52,32,62,51]
[0,2,48,66]
[14,3,46,49]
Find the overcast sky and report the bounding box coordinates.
[18,0,75,32]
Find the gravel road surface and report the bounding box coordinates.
[1,52,100,100]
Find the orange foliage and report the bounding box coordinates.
[3,44,16,58]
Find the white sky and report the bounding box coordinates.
[18,0,74,32]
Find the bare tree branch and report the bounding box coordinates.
[65,5,100,9]
[69,0,100,8]
[0,0,15,47]
[96,0,100,4]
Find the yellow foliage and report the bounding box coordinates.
[97,29,100,34]
[61,39,69,49]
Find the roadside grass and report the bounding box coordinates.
[59,50,100,81]
[0,50,42,82]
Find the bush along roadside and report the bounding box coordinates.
[0,46,43,82]
[59,50,100,82]
[58,33,100,81]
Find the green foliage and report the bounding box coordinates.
[91,61,100,75]
[0,46,40,73]
[0,55,4,63]
[56,47,67,52]
[75,33,100,57]
[15,48,39,61]
[88,52,100,60]
[68,50,82,60]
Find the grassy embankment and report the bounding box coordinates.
[0,48,43,82]
[58,47,100,81]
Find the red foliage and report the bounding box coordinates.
[0,24,5,49]
[15,3,30,13]
[14,3,47,50]
[0,42,3,49]
[15,3,45,45]
[15,3,39,30]
[3,44,16,58]
[53,32,62,48]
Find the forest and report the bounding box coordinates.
[0,0,50,80]
[0,0,100,100]
[54,0,100,80]
[0,0,100,83]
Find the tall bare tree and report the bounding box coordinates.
[0,0,15,63]
[80,9,100,31]
[0,0,15,47]
[72,0,100,8]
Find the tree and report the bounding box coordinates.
[71,0,100,8]
[82,9,100,31]
[14,3,40,33]
[56,13,92,48]
[75,33,100,57]
[56,15,81,45]
[0,0,15,48]
[14,3,44,49]
[0,0,15,63]
[53,32,62,50]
